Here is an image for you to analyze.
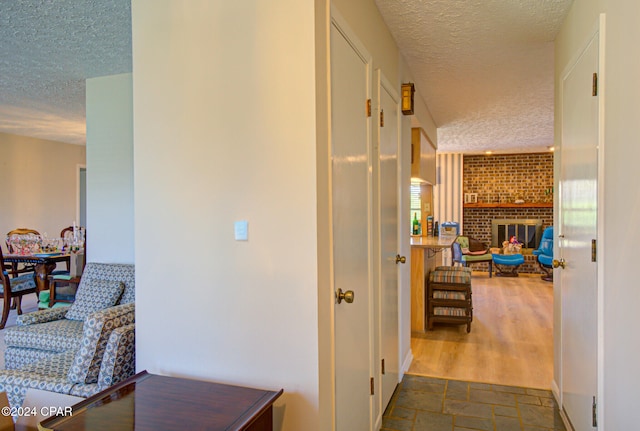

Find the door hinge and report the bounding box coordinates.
[592,73,598,96]
[370,377,375,395]
[380,109,384,127]
[366,99,372,117]
[592,396,598,427]
[592,239,597,262]
[381,359,386,375]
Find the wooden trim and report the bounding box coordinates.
[464,203,553,209]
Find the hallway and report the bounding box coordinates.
[382,375,565,431]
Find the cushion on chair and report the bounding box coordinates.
[456,236,470,250]
[65,280,124,321]
[461,254,493,263]
[77,263,135,305]
[429,267,472,284]
[4,319,84,353]
[434,266,467,272]
[0,273,36,294]
[37,291,71,310]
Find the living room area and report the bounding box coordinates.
[409,151,555,389]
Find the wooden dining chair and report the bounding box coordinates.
[54,226,86,275]
[43,226,87,308]
[5,228,41,278]
[0,245,37,329]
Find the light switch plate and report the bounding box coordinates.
[234,220,248,241]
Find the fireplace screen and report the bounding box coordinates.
[491,219,543,249]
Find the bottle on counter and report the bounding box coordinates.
[433,221,439,237]
[412,212,421,235]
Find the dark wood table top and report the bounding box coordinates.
[38,371,283,431]
[4,253,70,264]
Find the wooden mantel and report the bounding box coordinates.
[464,203,553,209]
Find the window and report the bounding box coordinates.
[410,181,421,232]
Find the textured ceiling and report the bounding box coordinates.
[0,1,571,152]
[375,0,573,153]
[0,0,131,145]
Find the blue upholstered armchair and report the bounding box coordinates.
[533,227,553,281]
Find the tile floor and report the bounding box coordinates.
[382,375,567,431]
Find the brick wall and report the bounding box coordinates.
[463,153,554,274]
[464,152,554,203]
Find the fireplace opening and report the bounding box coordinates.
[491,219,543,250]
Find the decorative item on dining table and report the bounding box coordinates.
[5,223,86,256]
[6,232,41,255]
[68,221,85,253]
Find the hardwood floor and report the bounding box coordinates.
[409,272,554,390]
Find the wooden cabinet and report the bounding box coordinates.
[411,127,436,184]
[427,267,473,333]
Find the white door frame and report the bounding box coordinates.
[76,163,87,226]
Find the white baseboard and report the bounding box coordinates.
[551,379,561,403]
[552,379,574,431]
[374,413,382,430]
[401,349,413,376]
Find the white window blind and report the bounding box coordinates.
[410,182,421,222]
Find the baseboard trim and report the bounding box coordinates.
[551,379,561,403]
[552,380,575,431]
[373,413,382,430]
[401,349,413,375]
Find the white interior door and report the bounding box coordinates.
[559,23,600,431]
[376,71,400,412]
[330,12,373,431]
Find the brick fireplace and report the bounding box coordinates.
[462,152,554,273]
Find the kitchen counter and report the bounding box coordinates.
[410,235,456,249]
[410,235,455,333]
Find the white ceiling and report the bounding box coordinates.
[375,0,574,153]
[0,1,572,152]
[0,0,131,145]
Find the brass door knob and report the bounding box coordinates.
[336,288,355,304]
[552,259,566,269]
[396,254,406,264]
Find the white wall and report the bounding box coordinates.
[132,2,318,430]
[85,73,134,264]
[556,0,640,427]
[0,133,85,241]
